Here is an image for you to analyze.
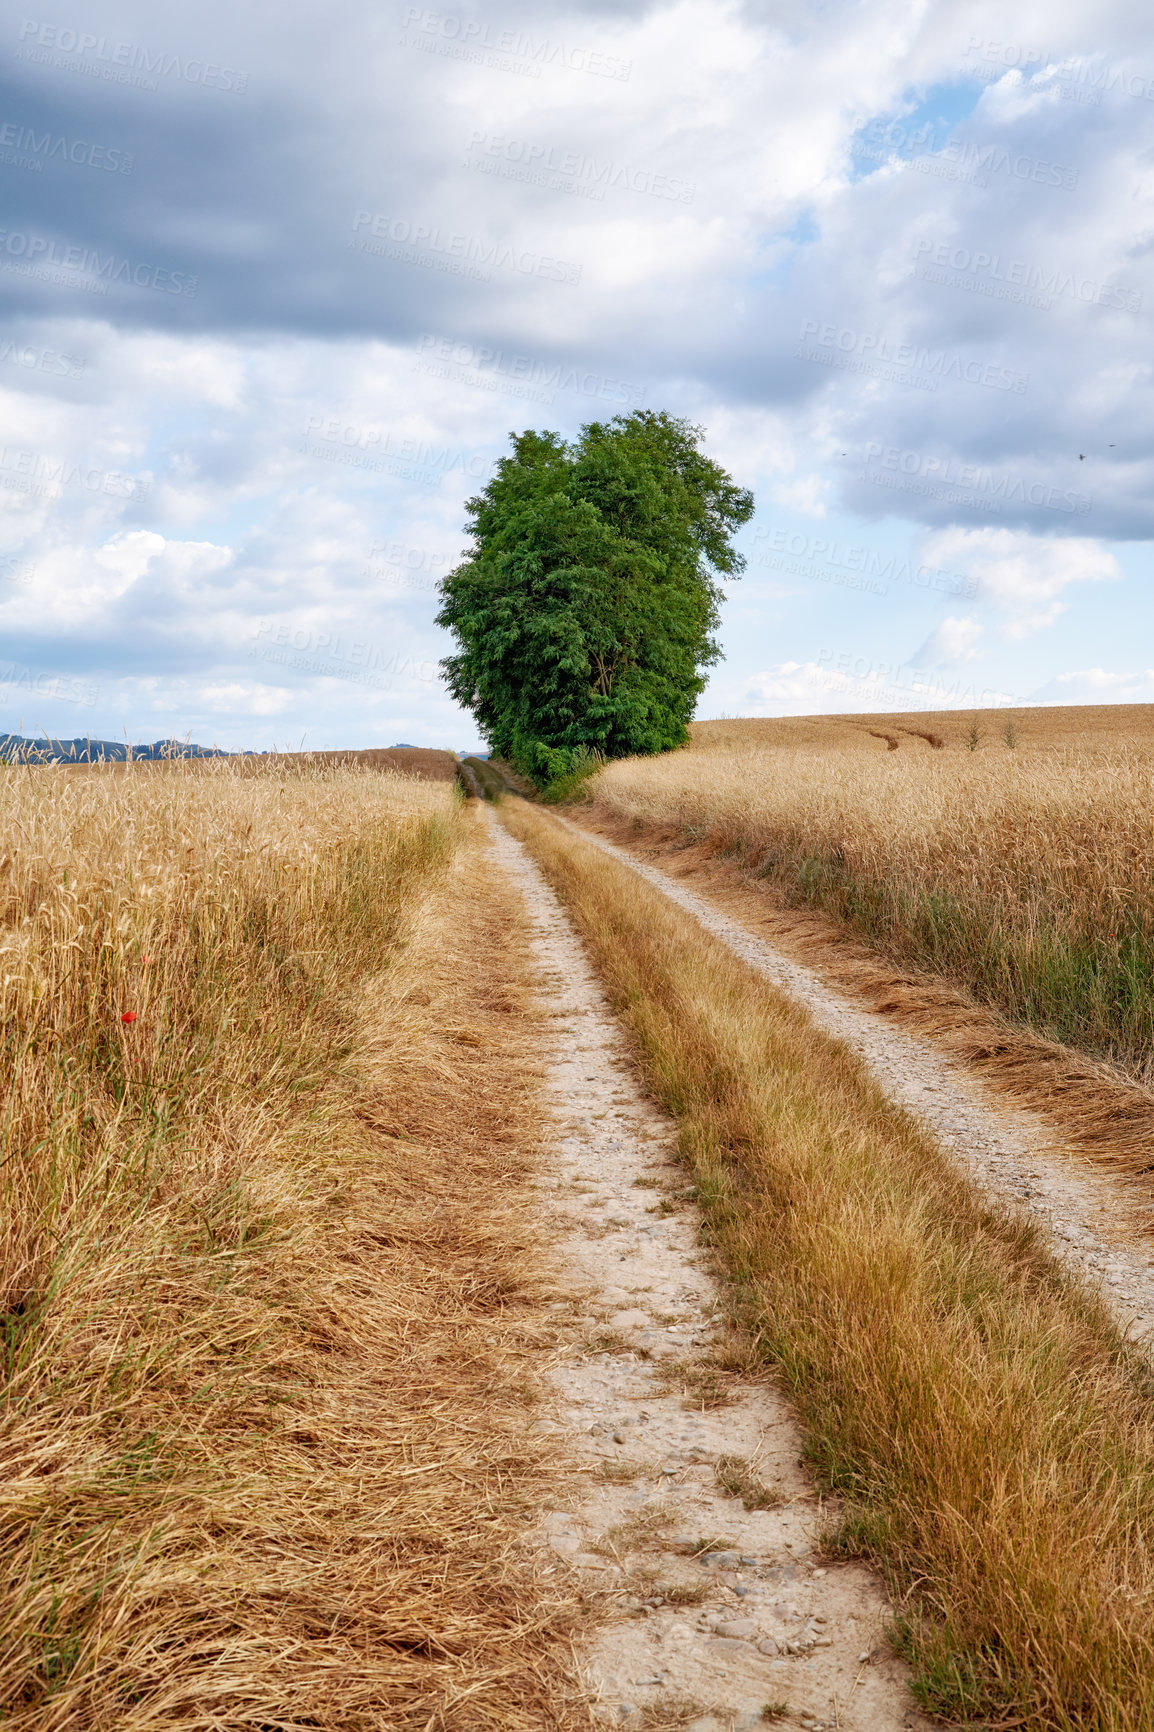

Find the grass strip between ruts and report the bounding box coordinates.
[501,795,1154,1732]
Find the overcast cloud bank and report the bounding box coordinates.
[1,0,1152,748]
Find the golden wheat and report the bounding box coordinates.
[586,708,1154,1083]
[0,762,587,1728]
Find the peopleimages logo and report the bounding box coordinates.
[851,116,1077,191]
[0,118,133,172]
[399,8,632,81]
[962,36,1154,104]
[415,333,646,407]
[912,238,1142,313]
[351,211,582,286]
[0,337,84,377]
[0,660,97,706]
[465,131,693,203]
[364,539,449,594]
[813,648,1017,711]
[935,138,1077,190]
[0,553,37,584]
[249,621,438,691]
[16,19,248,92]
[752,527,978,598]
[0,229,197,295]
[302,415,495,488]
[0,445,150,502]
[851,115,949,159]
[798,320,1028,394]
[862,444,1092,516]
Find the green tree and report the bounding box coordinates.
[435,410,753,784]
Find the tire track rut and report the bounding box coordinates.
[488,813,929,1732]
[556,812,1154,1343]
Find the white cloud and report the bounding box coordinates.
[1056,667,1133,687]
[711,652,1019,718]
[914,614,986,665]
[915,528,1120,635]
[769,475,829,517]
[94,531,168,585]
[1028,665,1154,702]
[196,682,295,716]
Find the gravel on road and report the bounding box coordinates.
[488,812,930,1732]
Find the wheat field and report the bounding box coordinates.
[588,706,1154,1086]
[0,759,586,1729]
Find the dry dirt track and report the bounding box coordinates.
[478,790,1154,1728]
[487,813,931,1732]
[550,812,1154,1343]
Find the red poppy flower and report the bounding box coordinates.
[121,1011,138,1024]
[141,954,153,966]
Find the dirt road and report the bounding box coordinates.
[488,814,931,1732]
[552,813,1154,1343]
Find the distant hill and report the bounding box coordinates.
[0,738,464,778]
[0,735,230,763]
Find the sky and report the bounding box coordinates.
[1,0,1152,752]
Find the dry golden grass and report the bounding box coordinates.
[688,702,1154,755]
[712,1455,782,1511]
[290,746,462,780]
[503,795,1154,1730]
[583,706,1154,1122]
[0,762,588,1728]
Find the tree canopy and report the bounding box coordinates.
[435,410,754,783]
